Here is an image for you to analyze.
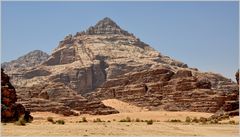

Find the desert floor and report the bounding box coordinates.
[2,99,239,136]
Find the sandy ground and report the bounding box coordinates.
[102,99,148,113]
[1,99,240,136]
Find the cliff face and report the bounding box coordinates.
[87,68,238,114]
[1,17,238,115]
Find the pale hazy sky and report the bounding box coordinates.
[1,1,239,80]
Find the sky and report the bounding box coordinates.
[1,1,239,80]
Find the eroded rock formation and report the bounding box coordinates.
[86,68,239,114]
[1,69,33,122]
[16,82,118,116]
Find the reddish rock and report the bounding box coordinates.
[1,69,33,122]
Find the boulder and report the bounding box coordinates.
[196,78,211,89]
[173,69,192,78]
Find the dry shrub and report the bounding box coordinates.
[15,115,26,126]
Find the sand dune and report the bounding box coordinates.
[102,99,147,113]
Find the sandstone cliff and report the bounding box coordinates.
[87,68,238,115]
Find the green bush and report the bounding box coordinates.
[56,119,65,125]
[185,116,191,123]
[146,120,153,125]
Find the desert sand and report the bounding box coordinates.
[2,99,239,136]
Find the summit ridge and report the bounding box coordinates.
[80,17,133,36]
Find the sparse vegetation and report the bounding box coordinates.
[119,117,131,122]
[169,119,181,122]
[47,117,57,124]
[15,115,26,126]
[210,119,218,124]
[135,118,140,122]
[47,117,54,123]
[192,117,199,123]
[185,116,191,123]
[229,120,236,125]
[222,114,230,119]
[126,117,131,122]
[199,117,207,124]
[93,118,103,122]
[146,120,153,125]
[81,117,88,122]
[119,119,127,122]
[56,119,65,125]
[183,116,224,124]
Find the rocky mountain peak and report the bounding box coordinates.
[85,17,132,36]
[45,17,188,67]
[95,17,121,30]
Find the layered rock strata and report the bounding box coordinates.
[1,17,238,116]
[87,68,238,114]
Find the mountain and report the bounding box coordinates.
[1,50,49,73]
[1,17,238,116]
